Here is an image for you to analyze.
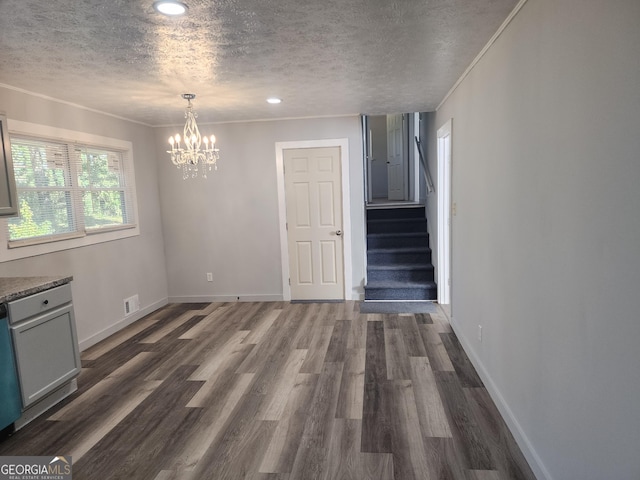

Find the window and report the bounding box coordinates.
[9,137,77,243]
[1,120,139,261]
[77,146,133,232]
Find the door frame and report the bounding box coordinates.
[436,119,452,304]
[275,138,352,301]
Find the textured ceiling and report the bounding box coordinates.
[0,0,518,126]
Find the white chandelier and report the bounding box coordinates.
[167,94,219,179]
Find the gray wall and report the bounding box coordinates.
[0,90,365,346]
[0,87,169,349]
[156,116,366,301]
[434,0,640,479]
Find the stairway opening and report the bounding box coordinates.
[364,204,437,301]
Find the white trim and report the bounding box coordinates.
[7,119,134,150]
[154,113,358,128]
[0,83,152,127]
[0,82,358,129]
[78,297,168,351]
[168,294,283,303]
[436,0,529,111]
[448,317,552,480]
[275,138,353,301]
[0,119,140,263]
[437,119,452,305]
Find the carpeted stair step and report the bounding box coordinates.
[367,263,434,283]
[367,232,429,249]
[364,280,437,301]
[367,218,428,234]
[364,205,436,302]
[367,206,425,221]
[367,246,432,265]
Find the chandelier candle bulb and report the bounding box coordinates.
[166,94,220,179]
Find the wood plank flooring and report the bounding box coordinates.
[0,301,536,480]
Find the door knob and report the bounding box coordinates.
[336,230,342,236]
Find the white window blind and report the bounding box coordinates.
[75,145,136,233]
[7,135,136,247]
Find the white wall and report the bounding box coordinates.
[0,87,169,349]
[434,1,640,479]
[156,116,365,302]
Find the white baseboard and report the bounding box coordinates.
[78,297,168,351]
[449,317,552,480]
[167,294,284,303]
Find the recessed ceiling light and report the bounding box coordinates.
[266,97,282,104]
[153,0,188,16]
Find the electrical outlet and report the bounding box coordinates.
[206,272,213,282]
[477,325,483,342]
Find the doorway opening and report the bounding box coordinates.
[362,113,437,302]
[363,113,423,207]
[275,138,353,301]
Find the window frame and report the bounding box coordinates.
[0,119,139,262]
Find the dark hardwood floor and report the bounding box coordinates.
[0,301,536,480]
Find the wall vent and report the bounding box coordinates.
[124,294,140,316]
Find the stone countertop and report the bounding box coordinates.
[0,276,73,305]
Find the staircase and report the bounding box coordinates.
[364,205,437,301]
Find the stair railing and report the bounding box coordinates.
[415,136,435,194]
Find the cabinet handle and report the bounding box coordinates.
[43,299,49,305]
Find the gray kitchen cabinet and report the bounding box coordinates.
[8,284,81,408]
[0,114,18,216]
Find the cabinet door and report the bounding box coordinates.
[0,114,19,216]
[11,305,81,407]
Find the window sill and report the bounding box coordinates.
[1,222,140,262]
[86,223,137,235]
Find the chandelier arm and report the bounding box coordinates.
[167,94,219,178]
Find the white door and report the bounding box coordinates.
[284,147,344,300]
[437,120,452,305]
[387,114,405,200]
